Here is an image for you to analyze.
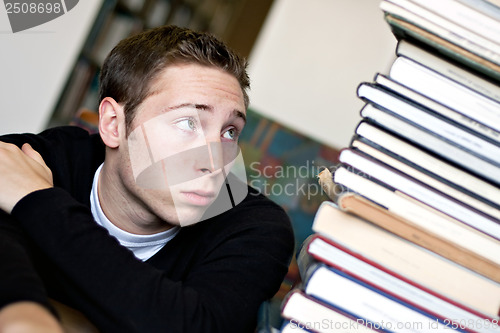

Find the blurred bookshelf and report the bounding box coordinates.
[48,0,273,128]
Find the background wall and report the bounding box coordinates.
[0,0,396,149]
[247,0,397,149]
[0,0,103,135]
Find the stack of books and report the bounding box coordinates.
[280,0,500,332]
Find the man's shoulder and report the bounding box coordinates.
[0,126,101,150]
[35,126,103,148]
[39,125,97,139]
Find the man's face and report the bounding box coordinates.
[120,63,247,226]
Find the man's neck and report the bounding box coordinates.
[97,162,173,235]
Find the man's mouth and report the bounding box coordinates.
[180,190,217,206]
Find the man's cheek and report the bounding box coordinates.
[134,160,170,190]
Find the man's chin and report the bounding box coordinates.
[175,207,208,227]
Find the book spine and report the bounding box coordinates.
[380,1,500,65]
[360,103,500,186]
[305,264,466,332]
[397,0,500,45]
[384,14,500,82]
[354,121,500,208]
[307,235,496,324]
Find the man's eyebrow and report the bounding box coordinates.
[167,103,246,123]
[234,110,246,124]
[167,103,211,111]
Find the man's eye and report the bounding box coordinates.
[222,128,237,140]
[175,118,197,131]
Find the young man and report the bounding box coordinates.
[0,25,294,332]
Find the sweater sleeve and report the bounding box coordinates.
[11,187,294,333]
[0,210,56,315]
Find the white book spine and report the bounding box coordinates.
[396,40,500,104]
[408,0,500,45]
[309,238,499,332]
[334,166,500,258]
[339,150,500,241]
[390,57,500,133]
[375,73,500,143]
[386,0,500,54]
[380,1,500,65]
[306,267,451,333]
[360,104,500,186]
[356,122,500,207]
[351,139,500,220]
[358,84,500,165]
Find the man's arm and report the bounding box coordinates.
[0,140,67,332]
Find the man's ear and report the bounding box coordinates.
[99,97,124,148]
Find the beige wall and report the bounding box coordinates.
[247,0,397,149]
[0,0,103,134]
[0,0,396,144]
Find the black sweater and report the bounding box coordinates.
[0,126,294,333]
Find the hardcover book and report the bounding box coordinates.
[299,234,497,331]
[311,201,500,318]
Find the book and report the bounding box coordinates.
[395,40,500,104]
[337,148,500,241]
[380,0,500,66]
[357,83,500,159]
[299,234,498,329]
[403,0,500,45]
[311,201,500,318]
[350,138,500,220]
[457,0,500,21]
[281,290,375,333]
[353,121,500,209]
[387,56,500,134]
[332,164,500,268]
[373,73,500,144]
[314,180,500,285]
[359,102,500,186]
[281,2,500,331]
[384,0,500,47]
[302,263,460,332]
[383,14,500,82]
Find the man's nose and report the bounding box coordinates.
[206,140,223,173]
[196,135,238,175]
